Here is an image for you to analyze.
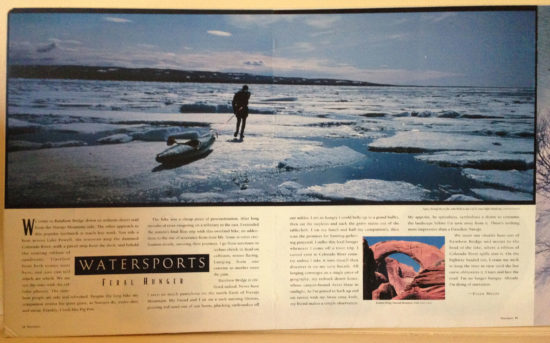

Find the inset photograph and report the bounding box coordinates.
[363,236,445,300]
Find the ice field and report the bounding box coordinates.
[6,79,535,206]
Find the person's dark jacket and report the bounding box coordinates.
[232,90,251,118]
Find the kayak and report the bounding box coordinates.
[155,132,216,164]
[165,131,199,145]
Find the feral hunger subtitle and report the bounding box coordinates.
[75,254,209,275]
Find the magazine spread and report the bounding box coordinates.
[2,4,547,336]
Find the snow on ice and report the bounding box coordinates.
[461,168,533,192]
[470,188,532,201]
[415,151,533,170]
[302,179,430,201]
[369,131,532,153]
[6,79,535,204]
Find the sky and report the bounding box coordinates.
[364,236,445,272]
[8,10,536,87]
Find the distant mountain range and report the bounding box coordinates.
[8,65,391,87]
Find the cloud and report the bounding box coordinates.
[422,12,458,23]
[227,15,298,28]
[103,17,132,23]
[305,16,341,29]
[207,30,232,37]
[244,60,264,66]
[386,33,410,41]
[290,42,316,52]
[432,12,458,23]
[49,38,82,46]
[36,42,56,53]
[137,43,157,49]
[392,18,410,26]
[346,68,462,85]
[32,38,85,54]
[9,41,461,86]
[310,30,333,38]
[265,55,461,85]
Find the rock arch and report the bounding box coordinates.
[371,240,444,270]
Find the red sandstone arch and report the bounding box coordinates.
[371,240,444,270]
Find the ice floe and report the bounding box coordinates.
[98,134,133,144]
[8,140,44,151]
[276,145,364,171]
[179,102,275,114]
[444,194,481,201]
[8,118,42,133]
[471,188,532,201]
[8,140,88,151]
[415,151,533,170]
[50,123,132,135]
[132,127,191,141]
[277,181,305,196]
[261,97,298,102]
[179,102,232,113]
[301,179,430,201]
[178,192,229,202]
[250,123,362,140]
[387,116,533,138]
[461,168,533,192]
[369,131,532,153]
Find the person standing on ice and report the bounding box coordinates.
[232,85,251,140]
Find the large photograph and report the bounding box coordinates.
[5,8,536,207]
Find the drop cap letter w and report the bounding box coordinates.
[22,219,35,236]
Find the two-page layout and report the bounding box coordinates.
[2,6,548,336]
